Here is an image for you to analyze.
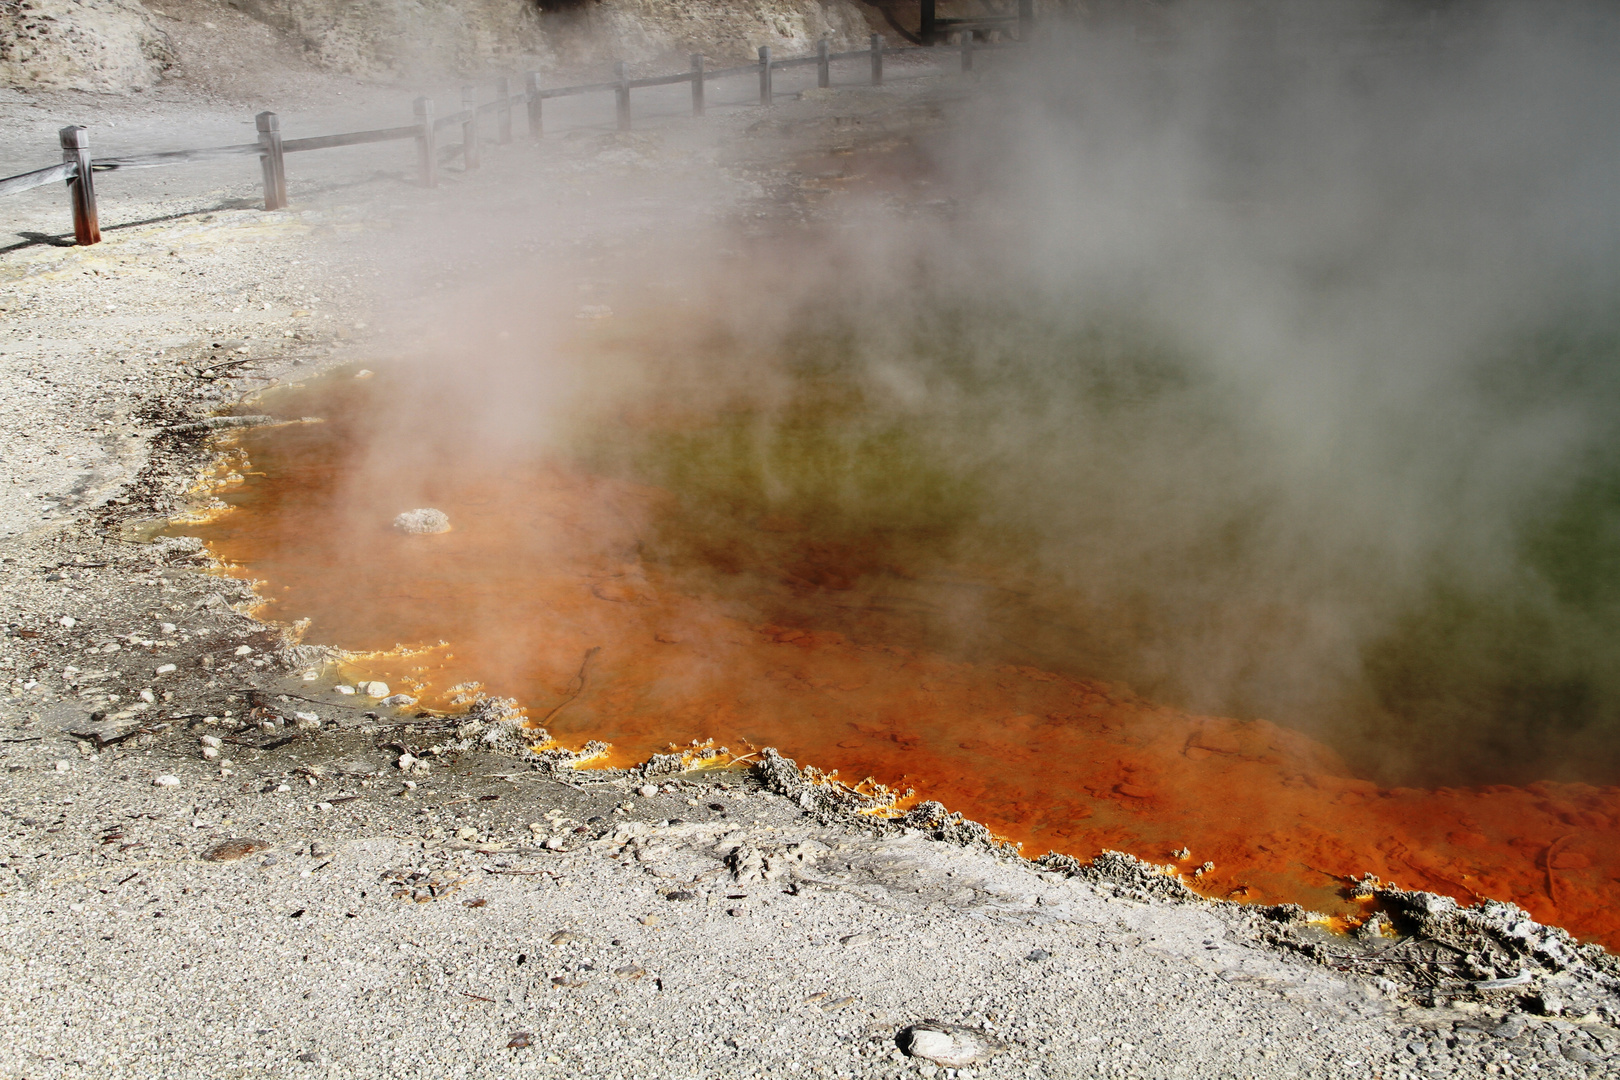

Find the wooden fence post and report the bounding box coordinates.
[870,34,884,86]
[960,30,974,72]
[526,72,543,138]
[690,54,705,116]
[758,46,773,106]
[461,86,480,169]
[817,39,830,89]
[255,111,288,210]
[496,77,512,144]
[414,97,437,188]
[1018,0,1034,41]
[58,126,99,246]
[921,0,937,44]
[615,62,631,131]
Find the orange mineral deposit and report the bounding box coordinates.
[183,366,1620,952]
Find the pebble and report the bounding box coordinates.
[379,694,417,708]
[545,836,565,850]
[201,746,219,761]
[637,784,658,797]
[199,734,222,748]
[138,689,155,703]
[154,663,177,674]
[397,752,417,771]
[59,616,75,628]
[234,645,253,657]
[334,685,356,695]
[293,711,321,729]
[153,775,181,788]
[393,508,451,535]
[360,681,390,698]
[54,760,70,773]
[898,1023,1004,1067]
[839,933,873,947]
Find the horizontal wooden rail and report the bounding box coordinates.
[0,162,72,197]
[91,144,261,171]
[431,109,475,131]
[627,71,699,89]
[282,126,420,154]
[536,80,622,99]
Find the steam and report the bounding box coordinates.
[336,0,1620,786]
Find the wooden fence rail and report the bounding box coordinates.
[1,32,1026,247]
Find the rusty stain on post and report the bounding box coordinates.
[58,126,99,246]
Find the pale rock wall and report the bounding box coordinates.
[225,0,546,80]
[0,0,174,91]
[549,0,881,67]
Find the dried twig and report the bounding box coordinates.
[538,646,601,726]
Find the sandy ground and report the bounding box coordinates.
[2,27,1619,1080]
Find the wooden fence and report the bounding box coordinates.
[0,32,1025,248]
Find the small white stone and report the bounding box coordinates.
[545,836,566,851]
[199,735,222,748]
[276,783,290,792]
[155,663,176,674]
[393,508,451,535]
[59,616,75,628]
[379,694,417,708]
[153,775,180,788]
[301,670,320,682]
[397,752,417,771]
[293,711,321,729]
[159,623,177,633]
[636,784,658,798]
[360,681,389,698]
[54,760,70,773]
[138,689,155,703]
[333,685,355,695]
[234,645,253,657]
[201,746,219,761]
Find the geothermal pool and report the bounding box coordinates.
[182,355,1620,951]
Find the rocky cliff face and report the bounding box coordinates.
[0,0,174,91]
[227,0,881,78]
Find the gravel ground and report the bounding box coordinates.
[3,36,1619,1080]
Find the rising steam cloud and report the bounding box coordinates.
[353,0,1620,787]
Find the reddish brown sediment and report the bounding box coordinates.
[186,372,1620,952]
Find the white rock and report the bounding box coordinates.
[54,760,71,773]
[545,836,566,851]
[59,616,75,628]
[379,694,417,708]
[393,508,451,535]
[301,670,320,682]
[234,645,253,657]
[199,735,222,748]
[359,681,390,698]
[160,623,177,633]
[155,664,176,674]
[153,775,180,788]
[138,689,155,703]
[201,746,220,761]
[397,752,417,771]
[334,685,356,695]
[293,711,321,730]
[898,1024,1003,1067]
[636,784,658,797]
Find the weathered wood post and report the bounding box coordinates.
[870,33,884,86]
[615,62,631,131]
[690,54,705,116]
[1018,0,1034,40]
[817,39,830,89]
[921,0,937,44]
[526,72,543,138]
[496,76,513,144]
[758,46,773,106]
[255,111,288,210]
[58,126,99,246]
[461,86,480,169]
[414,97,437,188]
[960,29,974,72]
